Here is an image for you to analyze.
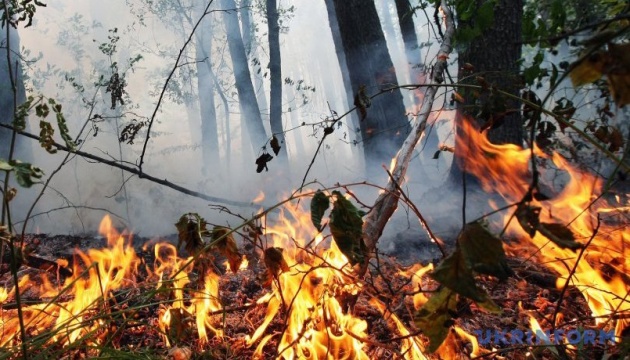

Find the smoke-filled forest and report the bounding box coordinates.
[1,0,629,359]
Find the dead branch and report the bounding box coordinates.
[361,0,455,273]
[0,123,259,209]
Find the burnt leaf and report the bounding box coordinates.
[516,204,541,238]
[329,191,366,265]
[39,121,57,154]
[119,120,146,145]
[459,221,513,281]
[263,247,289,286]
[609,127,624,152]
[211,226,242,273]
[175,213,209,255]
[255,153,274,173]
[270,135,281,156]
[431,248,501,313]
[353,84,371,121]
[414,287,457,353]
[538,223,582,250]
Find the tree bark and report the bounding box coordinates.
[323,0,360,146]
[221,0,268,157]
[331,0,411,169]
[267,0,288,165]
[449,0,523,184]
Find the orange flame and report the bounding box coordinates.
[457,117,629,339]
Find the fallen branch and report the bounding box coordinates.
[361,0,455,273]
[0,123,259,209]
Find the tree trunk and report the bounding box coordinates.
[394,0,424,83]
[0,27,29,162]
[323,0,360,147]
[449,0,523,184]
[331,0,411,169]
[195,17,221,175]
[221,0,268,158]
[267,0,288,165]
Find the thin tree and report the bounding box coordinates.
[266,0,287,165]
[221,0,268,160]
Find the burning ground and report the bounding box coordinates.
[1,117,629,359]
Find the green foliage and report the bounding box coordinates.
[414,287,457,353]
[0,160,44,188]
[328,191,367,266]
[0,0,47,28]
[459,221,513,280]
[430,221,504,313]
[310,190,330,232]
[454,0,496,44]
[309,191,366,265]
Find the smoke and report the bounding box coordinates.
[2,0,455,249]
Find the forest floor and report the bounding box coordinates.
[0,233,622,359]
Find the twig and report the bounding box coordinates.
[383,166,446,257]
[0,123,261,209]
[138,1,216,173]
[360,0,455,275]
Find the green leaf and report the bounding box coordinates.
[310,190,330,232]
[431,248,501,313]
[329,191,366,265]
[0,160,13,171]
[459,221,513,281]
[414,287,457,353]
[54,105,76,151]
[10,161,44,188]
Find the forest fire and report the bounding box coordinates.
[456,116,629,340]
[0,118,628,358]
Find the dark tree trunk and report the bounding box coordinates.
[221,0,268,157]
[267,0,287,165]
[196,18,220,175]
[323,0,360,144]
[449,0,523,183]
[331,0,411,169]
[0,27,29,162]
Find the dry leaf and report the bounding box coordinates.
[263,247,289,286]
[270,135,281,155]
[212,226,242,273]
